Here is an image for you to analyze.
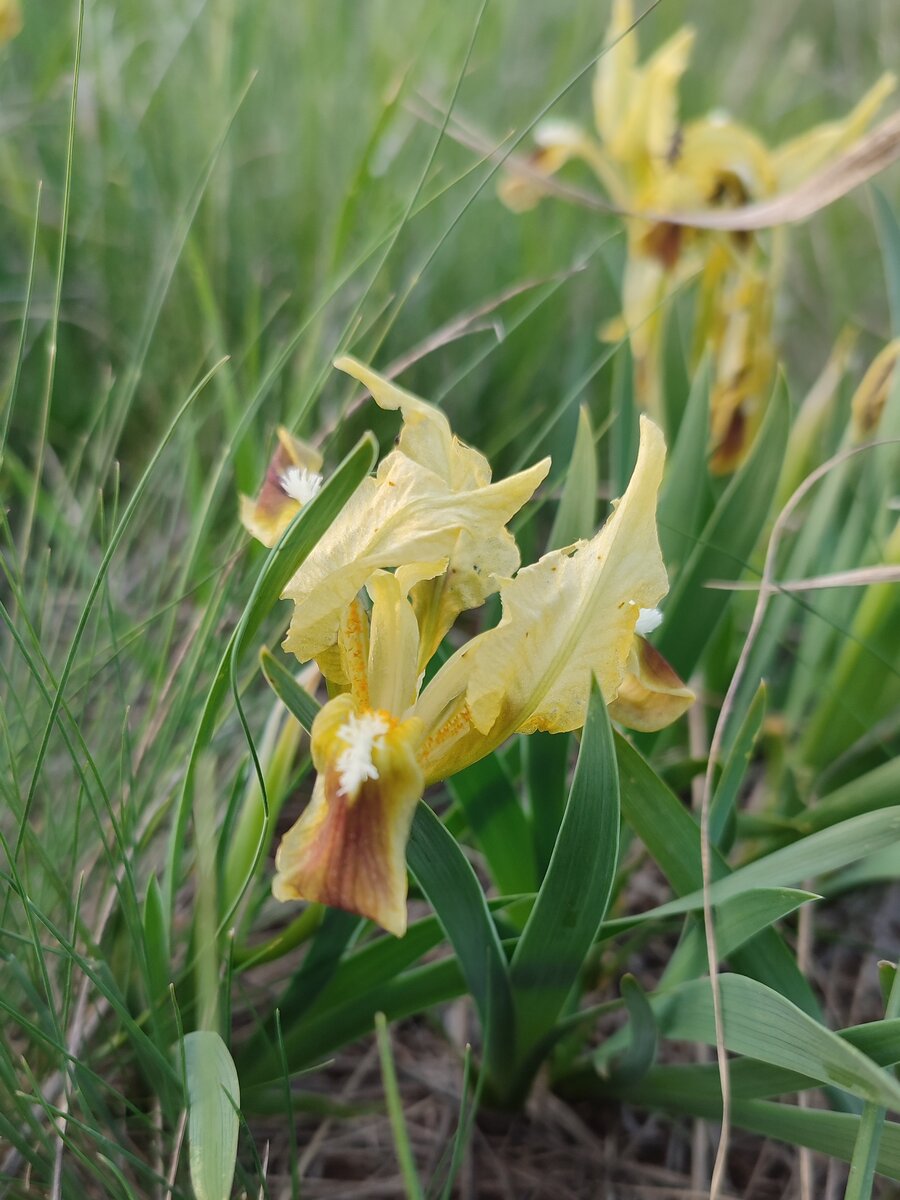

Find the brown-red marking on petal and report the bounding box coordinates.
[608,637,694,732]
[240,428,323,547]
[273,711,423,936]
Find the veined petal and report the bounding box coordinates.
[283,449,549,664]
[272,694,425,937]
[240,427,324,548]
[773,73,896,190]
[418,416,670,778]
[284,362,549,666]
[608,636,694,731]
[335,356,490,489]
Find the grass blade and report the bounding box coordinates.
[658,374,790,679]
[506,681,619,1101]
[406,801,515,1088]
[375,1012,424,1200]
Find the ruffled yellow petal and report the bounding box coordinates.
[410,527,522,670]
[773,73,897,191]
[336,355,491,486]
[607,637,694,731]
[272,694,425,937]
[418,416,670,777]
[850,340,900,441]
[283,444,549,663]
[240,427,324,548]
[284,361,549,667]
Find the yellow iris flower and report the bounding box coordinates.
[242,361,692,935]
[500,0,895,473]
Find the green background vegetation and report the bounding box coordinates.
[2,1,900,1196]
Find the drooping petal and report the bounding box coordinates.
[272,694,425,937]
[283,362,549,666]
[417,416,671,779]
[498,120,594,212]
[240,427,324,548]
[612,245,680,420]
[607,636,694,731]
[773,73,896,191]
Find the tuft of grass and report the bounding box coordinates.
[1,1,899,1197]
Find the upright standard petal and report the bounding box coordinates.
[592,0,639,148]
[272,694,425,937]
[240,427,324,548]
[603,24,695,174]
[283,362,549,666]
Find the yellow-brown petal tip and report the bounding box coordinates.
[608,637,694,732]
[272,709,424,937]
[241,429,323,547]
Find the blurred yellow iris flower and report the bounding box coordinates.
[0,0,21,42]
[242,360,692,935]
[850,339,900,441]
[500,0,895,472]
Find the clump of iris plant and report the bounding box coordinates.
[500,0,895,473]
[242,359,692,936]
